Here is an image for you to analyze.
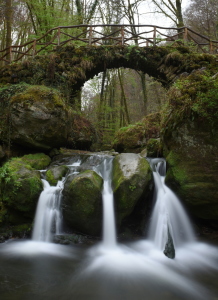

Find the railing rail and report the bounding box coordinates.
[1,24,218,64]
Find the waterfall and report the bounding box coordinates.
[100,157,117,248]
[148,158,195,251]
[32,179,63,242]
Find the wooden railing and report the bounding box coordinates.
[1,24,218,64]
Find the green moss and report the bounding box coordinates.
[0,83,29,102]
[165,151,188,186]
[112,154,153,223]
[113,113,160,152]
[21,153,51,170]
[62,170,103,235]
[147,138,162,157]
[46,165,68,186]
[10,85,67,109]
[165,72,218,124]
[0,155,43,224]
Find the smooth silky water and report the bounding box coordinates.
[0,156,218,300]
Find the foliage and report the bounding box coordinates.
[0,159,24,203]
[10,85,66,107]
[0,155,44,221]
[0,83,29,103]
[21,153,51,170]
[184,0,218,40]
[126,45,147,62]
[166,71,218,122]
[113,113,161,152]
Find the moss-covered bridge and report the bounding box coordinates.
[0,43,218,106]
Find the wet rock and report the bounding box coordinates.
[53,234,94,245]
[46,165,69,186]
[163,228,175,259]
[164,118,218,221]
[62,170,103,236]
[163,73,218,222]
[112,153,153,226]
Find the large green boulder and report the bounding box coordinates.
[0,84,96,152]
[62,170,103,236]
[164,119,218,221]
[1,85,70,150]
[163,71,218,222]
[0,153,48,225]
[112,153,153,227]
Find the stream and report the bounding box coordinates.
[0,156,218,300]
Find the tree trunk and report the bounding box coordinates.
[176,0,184,27]
[5,0,12,63]
[118,68,130,125]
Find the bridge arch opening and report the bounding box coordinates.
[80,67,167,145]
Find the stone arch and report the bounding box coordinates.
[0,45,216,107]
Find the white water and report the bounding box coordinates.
[84,157,218,300]
[100,158,117,248]
[1,156,218,299]
[148,158,195,250]
[92,156,117,250]
[32,179,63,242]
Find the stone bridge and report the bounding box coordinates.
[0,44,217,106]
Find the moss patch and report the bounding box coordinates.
[112,153,153,225]
[62,170,103,236]
[0,155,44,226]
[21,153,51,170]
[162,72,218,221]
[46,165,69,186]
[113,113,161,153]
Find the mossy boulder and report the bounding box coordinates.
[62,170,103,236]
[112,153,153,227]
[0,84,96,152]
[162,72,218,222]
[164,120,218,221]
[0,154,45,225]
[4,85,70,150]
[113,113,161,153]
[21,153,51,169]
[45,165,69,186]
[147,138,162,157]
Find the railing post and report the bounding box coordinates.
[32,39,36,57]
[9,46,12,64]
[210,40,213,53]
[57,27,61,46]
[89,26,93,45]
[153,26,156,46]
[121,26,124,46]
[183,27,188,41]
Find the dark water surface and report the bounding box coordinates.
[0,240,218,300]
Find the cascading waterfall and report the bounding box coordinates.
[32,159,82,242]
[1,154,218,300]
[99,157,117,248]
[148,158,195,252]
[32,179,63,242]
